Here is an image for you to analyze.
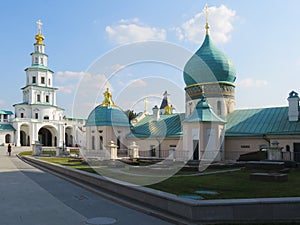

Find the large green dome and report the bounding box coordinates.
[85,105,129,127]
[183,34,236,86]
[85,88,129,127]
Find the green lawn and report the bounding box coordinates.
[32,156,300,200]
[148,168,300,199]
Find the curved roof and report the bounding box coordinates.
[183,34,236,86]
[85,105,129,127]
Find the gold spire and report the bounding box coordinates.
[35,20,45,45]
[100,88,115,107]
[205,4,210,35]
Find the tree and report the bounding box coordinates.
[125,109,138,122]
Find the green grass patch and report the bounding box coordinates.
[148,168,300,199]
[18,151,32,156]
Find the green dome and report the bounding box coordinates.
[85,105,129,127]
[183,34,236,86]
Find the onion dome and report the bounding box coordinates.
[85,88,129,127]
[183,34,236,86]
[183,8,236,86]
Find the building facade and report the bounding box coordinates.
[0,21,86,148]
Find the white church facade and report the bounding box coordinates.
[0,21,86,148]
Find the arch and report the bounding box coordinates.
[65,126,73,147]
[38,126,57,147]
[5,134,11,143]
[20,124,30,146]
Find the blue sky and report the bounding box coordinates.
[1,0,300,117]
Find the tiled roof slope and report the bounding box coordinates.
[225,107,300,136]
[130,113,185,137]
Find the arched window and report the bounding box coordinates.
[217,101,222,116]
[99,136,103,150]
[92,136,95,150]
[44,116,49,120]
[5,134,11,143]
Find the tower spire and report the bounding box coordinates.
[205,4,210,35]
[35,20,45,45]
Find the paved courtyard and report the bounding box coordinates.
[0,148,172,225]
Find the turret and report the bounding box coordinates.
[288,91,299,122]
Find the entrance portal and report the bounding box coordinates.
[193,140,199,160]
[38,128,52,146]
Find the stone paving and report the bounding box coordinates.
[0,148,172,225]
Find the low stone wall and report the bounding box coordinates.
[22,156,300,224]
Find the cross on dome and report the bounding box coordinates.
[37,20,43,34]
[204,4,210,35]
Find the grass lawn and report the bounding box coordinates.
[33,156,300,200]
[148,168,300,199]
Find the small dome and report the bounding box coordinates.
[85,105,129,127]
[183,34,236,86]
[85,88,129,127]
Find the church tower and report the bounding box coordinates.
[183,6,236,119]
[22,20,58,109]
[13,21,64,147]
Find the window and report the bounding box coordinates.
[37,94,41,102]
[48,79,51,85]
[35,113,38,119]
[46,95,49,103]
[41,77,45,84]
[44,116,49,120]
[217,101,222,116]
[99,136,103,150]
[286,145,290,152]
[41,58,43,65]
[20,113,24,118]
[92,136,95,150]
[32,76,36,83]
[3,114,8,122]
[35,57,38,64]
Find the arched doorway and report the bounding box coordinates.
[5,134,11,143]
[38,128,52,146]
[20,124,30,146]
[65,127,73,147]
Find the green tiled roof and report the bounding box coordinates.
[0,110,13,115]
[183,96,225,123]
[0,124,15,131]
[86,105,129,127]
[225,107,300,136]
[183,34,236,86]
[130,113,184,137]
[25,65,53,73]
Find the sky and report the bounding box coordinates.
[1,0,300,118]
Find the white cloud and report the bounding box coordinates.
[238,78,268,88]
[177,5,236,44]
[106,18,166,44]
[56,71,86,83]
